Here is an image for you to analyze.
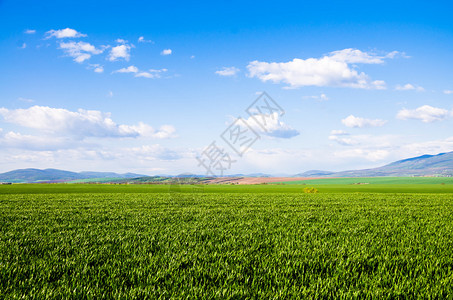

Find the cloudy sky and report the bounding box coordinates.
[1,0,453,175]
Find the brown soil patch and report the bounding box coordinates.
[202,177,323,185]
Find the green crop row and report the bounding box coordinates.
[1,192,453,298]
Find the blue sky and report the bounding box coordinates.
[1,0,453,175]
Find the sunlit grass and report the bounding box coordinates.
[1,190,453,298]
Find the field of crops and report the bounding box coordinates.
[1,185,453,298]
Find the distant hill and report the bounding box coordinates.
[0,168,147,183]
[325,151,453,177]
[1,151,452,183]
[295,170,336,177]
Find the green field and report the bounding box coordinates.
[278,176,453,185]
[1,184,453,298]
[2,180,453,194]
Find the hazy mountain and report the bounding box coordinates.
[78,171,145,179]
[295,170,336,177]
[0,168,147,183]
[1,151,452,183]
[326,152,453,177]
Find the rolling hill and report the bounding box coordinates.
[318,151,453,177]
[0,168,146,183]
[1,151,452,183]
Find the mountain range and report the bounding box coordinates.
[298,151,453,177]
[0,169,146,183]
[1,151,452,183]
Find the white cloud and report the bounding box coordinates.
[135,72,155,78]
[88,64,104,73]
[138,36,153,43]
[24,29,36,34]
[45,28,87,39]
[190,55,195,59]
[161,49,172,55]
[118,123,176,139]
[17,97,34,103]
[107,91,113,98]
[397,105,451,123]
[329,133,402,162]
[0,130,74,151]
[19,43,27,49]
[239,113,299,139]
[401,136,453,156]
[329,135,356,146]
[342,115,387,128]
[328,48,388,64]
[334,148,391,162]
[136,68,167,79]
[149,68,167,73]
[115,38,127,44]
[444,90,453,95]
[247,48,396,89]
[108,44,131,61]
[395,83,425,91]
[330,130,349,135]
[329,133,396,148]
[127,145,181,161]
[59,41,103,63]
[0,106,176,139]
[303,93,329,101]
[113,66,166,79]
[113,65,138,73]
[216,67,240,76]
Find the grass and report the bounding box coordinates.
[278,177,453,185]
[3,181,453,194]
[1,184,453,298]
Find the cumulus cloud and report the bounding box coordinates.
[216,67,240,76]
[113,65,138,73]
[113,66,167,79]
[401,136,453,156]
[395,83,425,91]
[135,71,161,79]
[93,65,104,73]
[87,64,104,73]
[59,41,103,63]
[238,113,299,139]
[329,135,356,146]
[397,105,451,123]
[161,49,172,55]
[0,106,176,139]
[138,36,153,43]
[342,115,387,128]
[46,28,87,39]
[329,133,402,162]
[247,48,396,89]
[136,69,167,79]
[24,29,36,34]
[329,48,389,64]
[108,44,131,61]
[0,130,74,151]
